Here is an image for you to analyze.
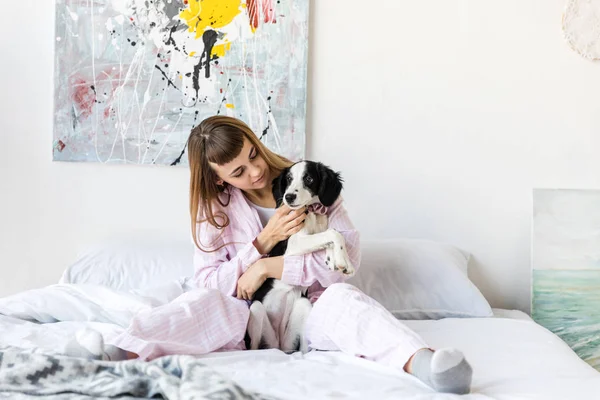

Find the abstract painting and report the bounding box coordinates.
[53,0,309,166]
[532,189,600,370]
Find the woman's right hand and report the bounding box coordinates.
[254,205,307,254]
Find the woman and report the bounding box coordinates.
[67,116,473,395]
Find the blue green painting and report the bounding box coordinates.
[532,189,600,370]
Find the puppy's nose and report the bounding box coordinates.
[285,193,297,204]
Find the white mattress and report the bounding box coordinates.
[1,306,599,399]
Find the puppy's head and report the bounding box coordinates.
[272,161,343,209]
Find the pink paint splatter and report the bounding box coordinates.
[221,65,265,79]
[70,77,96,119]
[248,0,276,31]
[276,81,286,107]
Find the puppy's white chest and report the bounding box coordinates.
[302,212,328,235]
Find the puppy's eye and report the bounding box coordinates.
[304,176,313,185]
[286,175,293,183]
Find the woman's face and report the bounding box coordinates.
[210,137,271,191]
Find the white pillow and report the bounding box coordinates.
[61,237,492,320]
[59,238,195,292]
[347,238,493,319]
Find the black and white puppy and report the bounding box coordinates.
[245,160,355,353]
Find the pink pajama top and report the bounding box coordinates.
[191,187,362,303]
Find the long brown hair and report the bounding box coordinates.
[188,115,292,252]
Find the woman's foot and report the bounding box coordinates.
[408,348,473,394]
[63,328,129,361]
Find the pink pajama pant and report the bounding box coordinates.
[108,283,428,369]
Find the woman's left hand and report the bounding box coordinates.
[237,260,267,300]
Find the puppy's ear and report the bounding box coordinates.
[271,167,290,207]
[317,162,343,207]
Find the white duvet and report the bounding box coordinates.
[1,283,599,400]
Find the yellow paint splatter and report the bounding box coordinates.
[211,41,231,57]
[180,0,241,39]
[225,103,235,109]
[189,51,196,57]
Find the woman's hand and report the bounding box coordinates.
[236,257,284,300]
[254,205,307,254]
[237,260,267,300]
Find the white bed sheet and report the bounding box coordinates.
[1,304,599,400]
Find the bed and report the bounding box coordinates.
[0,238,598,399]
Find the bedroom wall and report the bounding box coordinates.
[1,0,599,313]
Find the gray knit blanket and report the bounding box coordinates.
[0,346,275,400]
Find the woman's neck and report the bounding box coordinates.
[243,186,276,208]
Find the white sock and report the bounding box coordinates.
[410,348,473,394]
[63,328,128,361]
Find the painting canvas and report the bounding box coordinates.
[53,0,308,166]
[532,189,600,370]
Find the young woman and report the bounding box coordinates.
[66,116,473,395]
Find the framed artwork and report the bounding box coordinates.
[53,0,309,165]
[532,189,600,370]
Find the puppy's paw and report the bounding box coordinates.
[340,263,355,277]
[333,246,354,277]
[324,248,336,271]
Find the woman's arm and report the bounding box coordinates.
[193,201,308,296]
[191,221,264,297]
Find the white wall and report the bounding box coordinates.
[0,1,190,295]
[1,1,599,313]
